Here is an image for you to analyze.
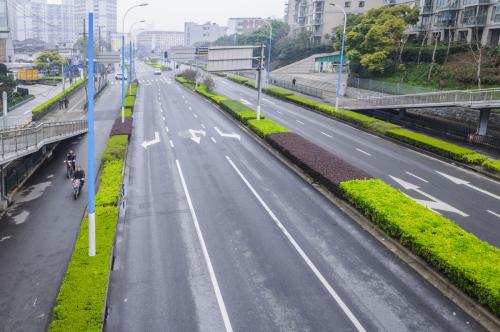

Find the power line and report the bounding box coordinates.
[7,0,60,29]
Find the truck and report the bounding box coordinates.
[16,69,39,83]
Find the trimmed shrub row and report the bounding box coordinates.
[126,83,137,97]
[110,118,133,137]
[220,100,263,124]
[49,134,129,331]
[341,179,500,316]
[32,79,85,116]
[227,75,249,84]
[195,85,227,105]
[483,159,500,173]
[124,95,135,110]
[267,132,371,195]
[248,119,288,138]
[262,87,294,98]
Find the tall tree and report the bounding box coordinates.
[34,50,66,71]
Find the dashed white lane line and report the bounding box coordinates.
[193,113,198,119]
[169,140,174,148]
[356,148,371,156]
[160,109,163,113]
[263,98,275,105]
[0,236,12,242]
[276,110,283,114]
[162,116,166,121]
[226,156,366,332]
[221,80,228,85]
[320,131,332,138]
[165,126,169,133]
[296,120,305,125]
[211,137,217,143]
[188,106,193,111]
[487,210,500,218]
[405,171,428,183]
[240,98,252,106]
[175,160,233,332]
[201,124,206,129]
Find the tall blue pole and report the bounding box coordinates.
[129,40,132,83]
[121,32,125,123]
[87,3,96,257]
[336,12,346,110]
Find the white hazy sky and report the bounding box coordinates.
[117,0,286,32]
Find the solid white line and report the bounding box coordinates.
[356,148,371,156]
[163,116,166,121]
[169,140,174,148]
[201,124,206,129]
[211,137,217,143]
[193,113,198,119]
[487,210,500,218]
[165,126,169,133]
[405,171,428,183]
[320,131,333,138]
[225,156,366,332]
[296,120,305,125]
[175,160,233,332]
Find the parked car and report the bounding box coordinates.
[115,73,127,80]
[154,70,161,75]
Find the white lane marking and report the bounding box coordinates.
[276,110,283,115]
[201,124,206,129]
[165,126,169,133]
[436,171,500,201]
[390,175,469,217]
[193,113,198,119]
[226,156,366,332]
[295,120,305,125]
[0,236,11,242]
[405,171,428,183]
[189,129,206,144]
[487,210,500,218]
[214,127,241,140]
[240,98,252,106]
[33,298,37,307]
[221,80,228,85]
[142,132,161,149]
[188,106,193,111]
[355,148,371,156]
[182,95,185,99]
[320,131,333,138]
[211,137,217,143]
[162,116,166,121]
[169,140,174,148]
[175,160,233,332]
[263,98,275,105]
[24,110,32,114]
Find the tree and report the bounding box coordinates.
[34,51,65,71]
[342,5,419,76]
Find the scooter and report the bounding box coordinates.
[72,179,81,200]
[64,160,75,178]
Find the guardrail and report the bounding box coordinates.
[359,88,500,108]
[347,77,436,95]
[269,76,325,98]
[1,120,88,164]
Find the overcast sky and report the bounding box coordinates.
[117,0,286,32]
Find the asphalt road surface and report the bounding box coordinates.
[0,82,120,331]
[105,62,483,331]
[208,72,500,248]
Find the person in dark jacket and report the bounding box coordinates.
[73,166,85,187]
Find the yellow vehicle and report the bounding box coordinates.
[16,69,39,82]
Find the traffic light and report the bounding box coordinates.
[164,51,168,59]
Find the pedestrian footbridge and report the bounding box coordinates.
[0,120,88,166]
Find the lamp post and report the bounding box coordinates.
[330,3,347,109]
[266,21,273,85]
[121,3,148,123]
[129,20,145,94]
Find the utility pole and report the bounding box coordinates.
[83,18,87,79]
[256,43,265,120]
[2,91,7,128]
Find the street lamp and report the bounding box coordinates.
[129,20,146,91]
[330,3,347,109]
[121,3,148,123]
[266,21,273,85]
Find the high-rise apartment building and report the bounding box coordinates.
[46,0,75,45]
[74,0,117,44]
[184,22,227,46]
[0,0,8,62]
[410,0,500,46]
[136,30,184,56]
[227,17,268,35]
[285,0,385,43]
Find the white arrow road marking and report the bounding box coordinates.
[189,129,206,144]
[240,98,252,106]
[141,132,160,149]
[436,171,500,201]
[487,210,500,218]
[356,148,371,156]
[389,175,469,217]
[405,171,428,183]
[214,127,241,140]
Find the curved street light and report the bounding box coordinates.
[129,20,146,86]
[266,21,273,85]
[330,3,346,109]
[121,3,148,123]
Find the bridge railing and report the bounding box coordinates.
[360,88,500,108]
[0,120,88,162]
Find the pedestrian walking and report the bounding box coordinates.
[58,99,63,110]
[64,98,69,109]
[292,78,296,86]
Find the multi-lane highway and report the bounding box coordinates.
[105,62,483,331]
[210,73,500,248]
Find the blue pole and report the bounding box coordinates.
[336,14,346,109]
[87,6,96,257]
[129,40,132,83]
[267,26,272,82]
[121,32,125,123]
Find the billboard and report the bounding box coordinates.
[168,47,196,62]
[207,46,257,72]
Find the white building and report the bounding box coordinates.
[184,22,227,46]
[74,0,117,45]
[136,30,184,56]
[227,17,268,35]
[285,0,386,42]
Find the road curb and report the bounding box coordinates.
[180,81,500,331]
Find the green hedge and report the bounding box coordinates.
[262,87,294,98]
[386,129,486,164]
[101,135,129,164]
[483,159,500,173]
[341,179,500,316]
[220,100,264,123]
[227,75,249,84]
[243,80,257,89]
[126,83,137,97]
[284,94,321,109]
[175,76,189,84]
[124,107,133,118]
[124,95,135,109]
[95,160,125,207]
[195,85,227,105]
[248,119,288,138]
[32,79,85,115]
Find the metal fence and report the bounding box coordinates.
[1,120,88,163]
[347,77,436,95]
[269,77,325,98]
[359,88,500,108]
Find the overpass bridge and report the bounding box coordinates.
[345,88,500,135]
